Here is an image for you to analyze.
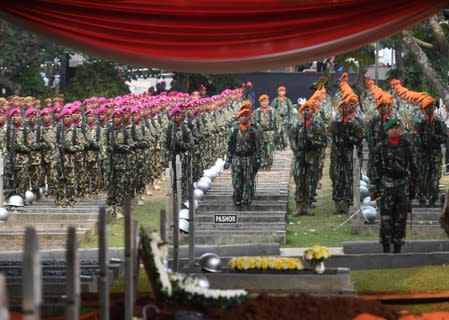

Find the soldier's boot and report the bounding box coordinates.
[334,201,342,215]
[419,199,426,207]
[340,200,349,215]
[382,243,391,253]
[137,193,144,206]
[145,184,153,196]
[393,244,401,253]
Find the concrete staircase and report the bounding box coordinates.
[0,200,110,251]
[193,150,292,244]
[351,192,446,237]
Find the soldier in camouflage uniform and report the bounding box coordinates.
[225,108,261,206]
[25,108,43,199]
[130,107,150,205]
[366,94,395,178]
[252,94,278,170]
[70,103,86,198]
[39,108,57,197]
[8,108,30,197]
[329,96,365,214]
[106,110,131,215]
[270,85,294,150]
[120,106,137,200]
[289,100,326,216]
[165,103,194,202]
[413,96,447,207]
[370,118,417,253]
[55,108,84,207]
[82,109,103,199]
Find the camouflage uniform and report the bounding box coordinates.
[226,124,261,205]
[329,115,365,213]
[370,134,417,253]
[27,123,43,198]
[106,123,131,208]
[270,96,293,149]
[414,115,447,205]
[165,120,194,201]
[40,122,57,196]
[131,121,150,198]
[366,116,391,178]
[252,107,278,170]
[82,122,103,196]
[9,123,30,196]
[289,114,326,215]
[55,123,84,206]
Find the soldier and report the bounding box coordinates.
[270,85,294,150]
[7,108,30,197]
[224,108,261,206]
[329,95,365,214]
[106,110,130,216]
[70,103,86,198]
[82,109,103,199]
[55,108,84,207]
[366,94,395,178]
[413,95,447,207]
[39,108,57,197]
[370,118,417,253]
[130,107,150,205]
[165,103,194,202]
[289,100,326,216]
[252,94,277,170]
[25,108,42,199]
[121,105,137,200]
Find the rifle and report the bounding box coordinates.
[8,120,16,186]
[59,124,65,181]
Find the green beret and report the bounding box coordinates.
[384,117,400,131]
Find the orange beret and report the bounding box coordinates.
[395,86,408,97]
[258,94,269,102]
[375,94,394,109]
[237,109,252,118]
[338,95,358,108]
[240,101,252,110]
[420,96,436,109]
[390,79,400,86]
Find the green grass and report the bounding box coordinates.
[352,265,449,291]
[80,198,164,248]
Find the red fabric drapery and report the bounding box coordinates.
[0,1,447,73]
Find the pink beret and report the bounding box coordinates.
[40,108,52,116]
[25,108,38,117]
[71,104,82,113]
[169,105,181,117]
[112,110,122,117]
[84,109,96,116]
[59,108,72,118]
[8,108,21,117]
[130,107,141,114]
[96,106,106,114]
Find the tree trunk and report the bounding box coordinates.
[400,30,449,110]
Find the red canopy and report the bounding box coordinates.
[1,0,447,73]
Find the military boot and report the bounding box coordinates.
[393,244,402,253]
[340,200,349,215]
[382,243,391,253]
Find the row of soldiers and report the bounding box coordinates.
[288,74,445,253]
[0,89,243,214]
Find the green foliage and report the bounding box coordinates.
[12,63,54,100]
[63,60,130,101]
[0,19,68,95]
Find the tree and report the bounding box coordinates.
[399,12,449,108]
[0,19,67,97]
